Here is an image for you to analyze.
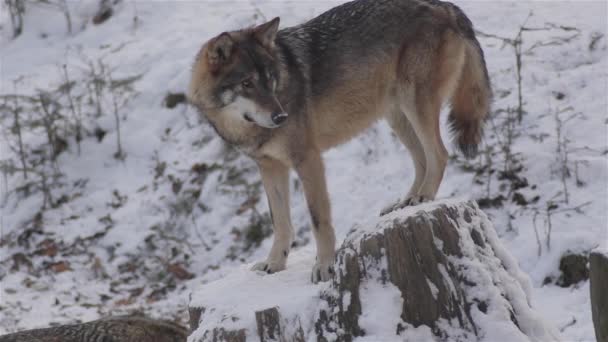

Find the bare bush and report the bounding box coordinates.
[0,56,141,213]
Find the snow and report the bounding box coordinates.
[357,280,410,341]
[451,203,559,341]
[426,277,439,300]
[592,245,608,258]
[0,0,606,341]
[188,250,326,341]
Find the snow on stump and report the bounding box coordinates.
[188,201,557,341]
[590,249,608,342]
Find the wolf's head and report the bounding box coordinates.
[189,18,288,129]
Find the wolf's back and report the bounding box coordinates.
[279,0,491,159]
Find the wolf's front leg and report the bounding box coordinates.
[252,158,294,274]
[295,151,336,283]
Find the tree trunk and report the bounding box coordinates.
[590,250,608,342]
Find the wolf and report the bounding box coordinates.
[0,316,187,342]
[188,0,491,283]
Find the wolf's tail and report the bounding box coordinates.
[446,4,492,159]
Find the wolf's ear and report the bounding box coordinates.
[254,17,280,47]
[207,32,234,69]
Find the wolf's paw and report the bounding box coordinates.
[380,195,433,216]
[311,260,335,283]
[404,195,432,206]
[251,259,286,274]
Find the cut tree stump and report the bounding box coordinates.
[188,200,557,341]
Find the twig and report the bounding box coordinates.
[61,64,82,155]
[37,92,59,164]
[532,211,542,257]
[559,316,577,333]
[11,82,28,180]
[249,0,267,22]
[108,71,125,160]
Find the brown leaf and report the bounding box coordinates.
[167,263,195,280]
[50,261,71,273]
[115,297,135,306]
[36,239,58,257]
[146,288,166,303]
[236,196,259,215]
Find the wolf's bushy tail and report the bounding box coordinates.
[446,4,492,159]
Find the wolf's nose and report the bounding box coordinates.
[271,112,288,125]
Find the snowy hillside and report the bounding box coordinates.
[1,1,606,341]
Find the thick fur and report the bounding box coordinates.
[0,316,187,342]
[189,0,491,282]
[443,2,492,158]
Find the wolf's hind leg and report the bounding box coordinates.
[402,95,448,203]
[294,150,336,283]
[252,158,294,274]
[381,109,427,215]
[401,29,463,201]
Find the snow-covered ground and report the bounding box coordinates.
[0,0,606,341]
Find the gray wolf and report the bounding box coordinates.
[188,0,491,283]
[0,316,187,342]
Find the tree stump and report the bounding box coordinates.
[188,201,557,341]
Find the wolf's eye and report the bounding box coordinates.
[241,79,253,89]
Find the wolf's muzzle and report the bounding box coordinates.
[271,112,288,126]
